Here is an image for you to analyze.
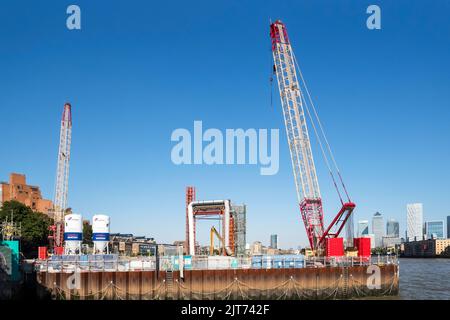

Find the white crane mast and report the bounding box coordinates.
[270,21,325,249]
[53,103,72,247]
[271,23,321,201]
[270,20,356,252]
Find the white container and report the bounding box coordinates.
[64,214,83,254]
[207,256,232,270]
[92,214,110,254]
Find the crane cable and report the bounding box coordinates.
[288,48,343,204]
[292,50,351,203]
[299,86,344,205]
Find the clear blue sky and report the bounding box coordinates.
[1,1,449,248]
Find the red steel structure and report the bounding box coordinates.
[270,20,355,252]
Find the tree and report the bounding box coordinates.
[83,220,93,245]
[0,200,53,258]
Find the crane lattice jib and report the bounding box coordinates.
[270,21,325,250]
[53,103,72,247]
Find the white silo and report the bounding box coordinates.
[64,214,83,255]
[92,214,110,254]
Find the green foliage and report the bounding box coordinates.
[83,221,93,245]
[0,200,53,257]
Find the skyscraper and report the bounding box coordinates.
[425,221,444,239]
[372,212,384,248]
[270,234,278,249]
[386,219,400,237]
[407,203,423,241]
[447,216,450,239]
[357,220,369,237]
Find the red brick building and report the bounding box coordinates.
[0,173,53,215]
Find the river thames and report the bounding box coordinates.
[394,258,450,299]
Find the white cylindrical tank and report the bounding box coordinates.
[92,214,110,254]
[64,214,83,254]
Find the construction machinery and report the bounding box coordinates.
[270,20,355,254]
[48,103,73,252]
[209,226,225,256]
[1,211,21,241]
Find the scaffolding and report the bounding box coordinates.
[231,205,246,256]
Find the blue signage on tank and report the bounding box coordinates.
[93,233,110,241]
[64,232,82,240]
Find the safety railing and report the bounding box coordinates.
[35,254,398,273]
[35,255,157,273]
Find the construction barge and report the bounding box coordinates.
[34,255,399,300]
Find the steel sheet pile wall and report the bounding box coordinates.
[36,265,398,300]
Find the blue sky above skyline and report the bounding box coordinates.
[1,1,449,247]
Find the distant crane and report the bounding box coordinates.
[270,20,355,253]
[48,103,72,250]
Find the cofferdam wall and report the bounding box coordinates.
[36,265,398,300]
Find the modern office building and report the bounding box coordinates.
[447,216,450,239]
[372,212,384,248]
[382,236,401,248]
[357,220,369,237]
[407,203,423,241]
[386,219,400,237]
[270,234,278,249]
[425,221,445,239]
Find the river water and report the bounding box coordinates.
[394,258,450,300]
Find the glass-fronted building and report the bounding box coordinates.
[425,221,444,239]
[372,212,384,248]
[270,234,278,249]
[447,216,450,239]
[407,203,423,242]
[357,220,369,237]
[386,219,400,237]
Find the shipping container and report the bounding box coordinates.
[251,255,262,268]
[325,238,344,257]
[354,237,371,257]
[207,256,232,269]
[38,246,47,260]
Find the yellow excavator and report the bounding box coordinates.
[209,226,232,256]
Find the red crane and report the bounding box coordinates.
[270,20,355,253]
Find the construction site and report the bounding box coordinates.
[5,20,399,300]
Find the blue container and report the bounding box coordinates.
[251,256,262,269]
[262,256,273,269]
[272,256,284,269]
[183,256,192,270]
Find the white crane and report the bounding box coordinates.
[270,20,355,252]
[49,103,72,249]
